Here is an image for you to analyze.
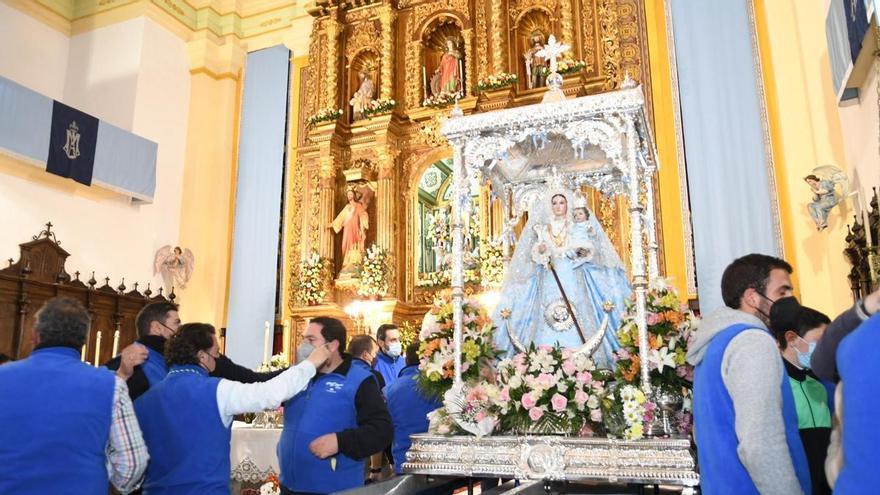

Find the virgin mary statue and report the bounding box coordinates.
[492,188,631,368]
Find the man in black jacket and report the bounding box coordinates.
[106,302,282,400]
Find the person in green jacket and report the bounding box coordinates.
[770,297,834,495]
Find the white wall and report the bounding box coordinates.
[0,2,69,99]
[0,14,191,295]
[838,60,880,217]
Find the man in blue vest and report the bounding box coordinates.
[686,254,811,494]
[374,323,404,387]
[278,317,393,495]
[134,322,331,494]
[106,302,283,400]
[385,342,442,474]
[0,297,150,494]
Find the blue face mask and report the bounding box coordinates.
[795,337,816,369]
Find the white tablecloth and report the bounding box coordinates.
[230,421,283,483]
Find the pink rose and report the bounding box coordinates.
[537,373,554,387]
[475,410,486,422]
[550,393,568,412]
[538,344,553,353]
[499,387,510,402]
[576,371,592,385]
[616,348,631,360]
[646,312,662,325]
[521,393,537,410]
[562,359,576,375]
[574,389,589,406]
[560,348,573,360]
[512,354,526,367]
[529,407,544,421]
[590,409,603,422]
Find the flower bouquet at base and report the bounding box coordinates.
[362,98,396,117]
[422,91,460,108]
[428,380,499,437]
[417,291,503,400]
[259,473,281,495]
[294,251,329,306]
[306,107,343,128]
[612,277,697,435]
[252,354,289,428]
[493,344,607,435]
[356,244,389,298]
[600,383,654,440]
[476,72,518,92]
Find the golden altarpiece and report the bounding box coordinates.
[285,0,659,338]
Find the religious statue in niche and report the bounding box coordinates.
[349,71,375,121]
[332,185,372,277]
[430,38,463,97]
[804,165,848,231]
[524,30,548,89]
[154,246,194,290]
[490,184,631,368]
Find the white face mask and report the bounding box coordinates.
[386,342,402,359]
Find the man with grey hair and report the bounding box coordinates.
[0,297,150,493]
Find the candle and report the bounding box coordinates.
[93,331,102,367]
[263,321,271,364]
[111,330,120,356]
[81,344,86,362]
[422,67,427,101]
[282,320,291,364]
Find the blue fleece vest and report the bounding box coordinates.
[279,363,372,493]
[693,324,811,494]
[0,347,115,494]
[142,345,169,386]
[135,365,230,495]
[374,351,404,388]
[833,313,880,493]
[384,365,442,473]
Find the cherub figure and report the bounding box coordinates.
[805,174,841,231]
[154,246,194,290]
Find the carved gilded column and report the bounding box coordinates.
[379,6,395,101]
[462,28,473,97]
[560,0,574,45]
[475,0,489,81]
[376,148,398,297]
[324,14,339,110]
[317,161,337,269]
[491,0,504,73]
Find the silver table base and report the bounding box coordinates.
[402,434,699,489]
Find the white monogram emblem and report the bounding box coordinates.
[63,121,81,160]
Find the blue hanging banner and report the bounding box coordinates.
[46,100,98,186]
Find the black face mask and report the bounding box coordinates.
[754,291,778,321]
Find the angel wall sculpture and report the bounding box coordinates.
[804,165,848,231]
[154,246,194,290]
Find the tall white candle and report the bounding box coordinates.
[93,331,102,367]
[111,330,120,356]
[81,344,86,362]
[263,321,271,364]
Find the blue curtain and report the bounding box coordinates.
[670,0,780,313]
[225,45,290,368]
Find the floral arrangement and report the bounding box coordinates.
[417,292,502,400]
[398,320,419,350]
[356,244,389,297]
[258,353,289,372]
[600,384,655,440]
[476,72,518,91]
[480,240,505,287]
[259,473,281,495]
[306,107,342,128]
[540,57,588,76]
[429,381,500,437]
[425,212,450,249]
[363,98,396,117]
[294,251,329,306]
[423,91,460,108]
[493,344,607,435]
[613,277,696,393]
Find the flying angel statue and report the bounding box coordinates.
[804,165,850,231]
[154,246,194,290]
